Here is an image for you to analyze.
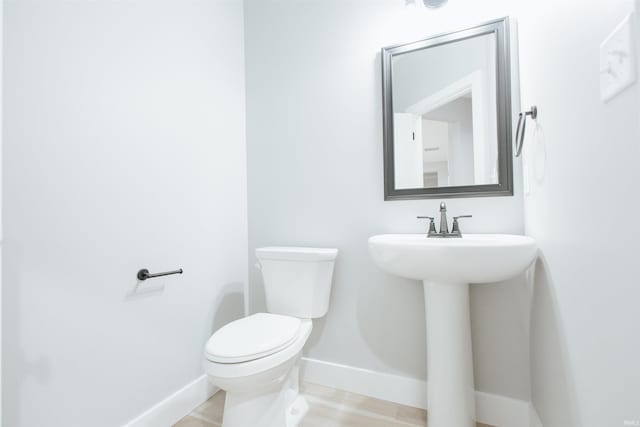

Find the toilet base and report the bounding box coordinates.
[221,362,307,427]
[286,395,309,427]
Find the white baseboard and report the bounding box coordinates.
[301,357,428,409]
[301,357,538,427]
[123,375,218,427]
[475,391,532,427]
[121,359,543,427]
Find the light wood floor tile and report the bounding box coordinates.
[191,390,225,424]
[173,415,218,427]
[300,382,348,402]
[173,382,495,427]
[341,392,399,419]
[395,405,428,425]
[304,408,410,427]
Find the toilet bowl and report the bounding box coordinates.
[203,247,338,427]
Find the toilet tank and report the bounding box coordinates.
[256,247,338,319]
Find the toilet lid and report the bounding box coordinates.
[205,313,302,363]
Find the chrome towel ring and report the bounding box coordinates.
[515,106,537,157]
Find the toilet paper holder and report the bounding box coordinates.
[137,268,183,281]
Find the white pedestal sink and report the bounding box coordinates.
[368,234,537,427]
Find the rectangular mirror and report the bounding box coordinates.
[382,17,513,200]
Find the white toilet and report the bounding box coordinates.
[204,246,338,427]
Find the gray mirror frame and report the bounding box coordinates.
[382,17,513,200]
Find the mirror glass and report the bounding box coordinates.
[382,18,513,199]
[392,33,497,189]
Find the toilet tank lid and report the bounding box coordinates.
[256,247,338,261]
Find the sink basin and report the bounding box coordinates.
[368,234,537,283]
[368,233,537,427]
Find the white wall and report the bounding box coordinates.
[2,1,247,426]
[244,0,530,401]
[0,0,3,421]
[519,1,640,425]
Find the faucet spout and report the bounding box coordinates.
[418,202,471,238]
[439,202,448,234]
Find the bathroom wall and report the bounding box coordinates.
[244,0,532,400]
[2,1,247,426]
[0,0,3,421]
[519,0,640,425]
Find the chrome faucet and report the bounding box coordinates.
[439,202,449,235]
[417,202,472,238]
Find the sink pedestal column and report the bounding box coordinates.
[423,281,475,427]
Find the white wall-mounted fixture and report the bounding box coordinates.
[600,13,636,102]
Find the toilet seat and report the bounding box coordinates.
[204,319,312,380]
[206,313,302,363]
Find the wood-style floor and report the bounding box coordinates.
[173,382,493,427]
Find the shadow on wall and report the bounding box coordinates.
[210,286,245,334]
[300,252,342,363]
[529,255,581,426]
[356,264,428,379]
[342,51,431,379]
[469,273,532,400]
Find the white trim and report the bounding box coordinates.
[475,391,531,427]
[300,357,535,427]
[301,357,427,410]
[123,375,218,427]
[405,71,481,116]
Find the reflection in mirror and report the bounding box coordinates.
[392,33,497,189]
[382,18,513,199]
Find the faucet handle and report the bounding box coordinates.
[417,216,437,236]
[453,215,472,220]
[451,215,472,236]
